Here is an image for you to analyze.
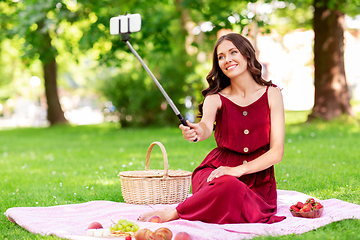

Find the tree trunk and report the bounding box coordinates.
[43,31,68,126]
[308,0,355,121]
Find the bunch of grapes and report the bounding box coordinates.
[109,219,140,233]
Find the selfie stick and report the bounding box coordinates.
[120,33,189,128]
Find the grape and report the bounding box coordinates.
[110,219,139,233]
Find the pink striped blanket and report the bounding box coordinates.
[5,190,360,240]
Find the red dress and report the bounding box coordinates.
[176,86,286,224]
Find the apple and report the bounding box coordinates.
[174,232,192,240]
[87,222,103,229]
[148,215,162,223]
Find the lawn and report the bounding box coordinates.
[1,111,360,240]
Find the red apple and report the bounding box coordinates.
[87,222,103,229]
[174,232,192,240]
[148,215,162,223]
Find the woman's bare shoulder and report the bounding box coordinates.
[204,93,221,108]
[268,85,282,97]
[268,85,284,108]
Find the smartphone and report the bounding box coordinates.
[110,13,141,35]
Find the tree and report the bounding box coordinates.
[204,0,358,121]
[3,0,358,126]
[308,0,356,120]
[3,0,78,125]
[274,0,358,121]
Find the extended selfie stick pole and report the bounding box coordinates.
[121,33,188,127]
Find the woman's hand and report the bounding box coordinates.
[179,94,220,143]
[207,166,244,182]
[179,120,204,142]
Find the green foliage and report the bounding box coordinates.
[265,1,313,35]
[346,0,360,17]
[0,38,44,102]
[1,112,360,239]
[0,1,18,94]
[284,0,360,15]
[8,0,79,63]
[78,0,197,127]
[77,0,258,127]
[1,0,358,126]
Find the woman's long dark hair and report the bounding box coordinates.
[198,33,272,118]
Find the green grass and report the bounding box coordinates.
[1,112,360,240]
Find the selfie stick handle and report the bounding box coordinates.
[124,40,189,128]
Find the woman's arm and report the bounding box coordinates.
[179,94,221,142]
[207,87,285,182]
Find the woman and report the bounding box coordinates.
[139,33,286,224]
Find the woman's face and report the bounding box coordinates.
[217,40,248,79]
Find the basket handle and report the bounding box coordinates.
[145,141,169,178]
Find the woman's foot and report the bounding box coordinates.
[137,207,179,222]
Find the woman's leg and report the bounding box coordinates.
[137,207,179,222]
[176,175,246,223]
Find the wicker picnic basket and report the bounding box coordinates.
[118,141,192,205]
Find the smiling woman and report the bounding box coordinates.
[139,33,286,224]
[198,33,274,117]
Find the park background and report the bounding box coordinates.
[1,0,360,128]
[1,0,360,239]
[1,28,360,128]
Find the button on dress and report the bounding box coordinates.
[176,86,285,224]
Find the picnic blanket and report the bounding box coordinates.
[5,189,360,240]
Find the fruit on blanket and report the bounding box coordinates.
[154,227,173,240]
[301,204,312,212]
[148,215,162,223]
[289,205,300,213]
[314,202,323,209]
[135,228,153,240]
[296,202,304,209]
[290,198,324,218]
[306,198,316,205]
[135,227,172,240]
[110,219,139,233]
[290,198,323,213]
[87,222,103,229]
[174,232,192,240]
[125,236,132,240]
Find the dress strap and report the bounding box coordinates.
[266,85,270,92]
[270,83,282,90]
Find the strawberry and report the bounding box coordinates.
[290,205,300,212]
[296,202,305,209]
[306,198,316,205]
[314,204,323,210]
[314,202,323,209]
[301,204,312,212]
